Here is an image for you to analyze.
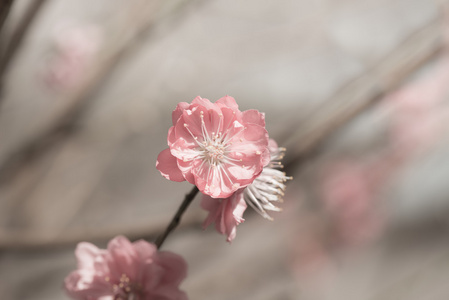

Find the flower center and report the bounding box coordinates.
[202,139,226,165]
[182,110,239,166]
[108,274,142,300]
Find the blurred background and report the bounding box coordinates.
[1,0,449,299]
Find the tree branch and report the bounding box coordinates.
[155,186,199,249]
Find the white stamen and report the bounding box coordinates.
[242,144,291,220]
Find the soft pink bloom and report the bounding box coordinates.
[42,22,102,89]
[157,96,270,198]
[201,191,247,242]
[320,162,383,246]
[385,58,449,156]
[64,236,188,300]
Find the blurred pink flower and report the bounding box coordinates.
[157,96,270,198]
[42,22,102,89]
[64,236,188,300]
[320,162,383,246]
[201,191,247,242]
[385,57,449,156]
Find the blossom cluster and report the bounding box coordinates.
[65,96,291,300]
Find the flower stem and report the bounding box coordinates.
[155,186,199,249]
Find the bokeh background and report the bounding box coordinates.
[1,0,449,299]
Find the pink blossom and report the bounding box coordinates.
[64,236,188,300]
[201,191,247,242]
[156,96,270,198]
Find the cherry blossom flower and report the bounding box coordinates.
[201,191,247,242]
[64,236,188,300]
[157,96,270,198]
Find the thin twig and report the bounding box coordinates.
[0,0,47,88]
[155,186,199,249]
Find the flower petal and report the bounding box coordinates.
[172,102,190,126]
[194,164,235,198]
[106,236,138,281]
[75,242,103,270]
[242,109,265,127]
[156,148,185,182]
[223,193,247,242]
[191,96,215,110]
[156,251,188,286]
[216,95,239,110]
[201,191,246,242]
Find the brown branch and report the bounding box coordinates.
[0,0,47,89]
[283,14,444,171]
[0,0,14,33]
[155,186,199,249]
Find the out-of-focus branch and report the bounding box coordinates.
[0,0,47,92]
[0,0,14,33]
[283,15,445,171]
[0,0,205,185]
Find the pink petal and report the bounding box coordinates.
[156,148,185,182]
[226,161,258,182]
[156,251,188,285]
[201,191,246,242]
[176,158,197,184]
[201,195,220,228]
[242,109,265,127]
[222,192,246,242]
[170,138,200,162]
[191,96,215,110]
[133,239,157,261]
[216,95,239,110]
[180,106,211,142]
[75,242,102,270]
[268,138,278,153]
[167,126,176,145]
[106,236,139,281]
[242,123,269,143]
[193,163,235,198]
[172,102,190,126]
[261,148,271,166]
[220,107,238,132]
[64,271,111,299]
[208,108,224,135]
